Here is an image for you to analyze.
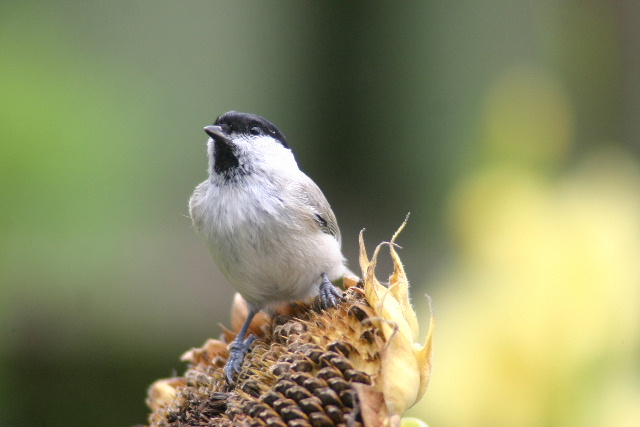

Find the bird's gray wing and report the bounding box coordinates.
[294,174,341,244]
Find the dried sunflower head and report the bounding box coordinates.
[147,223,434,427]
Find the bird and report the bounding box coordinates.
[189,111,348,383]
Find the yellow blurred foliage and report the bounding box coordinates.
[484,65,573,168]
[413,66,640,427]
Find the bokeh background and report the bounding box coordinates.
[2,1,639,426]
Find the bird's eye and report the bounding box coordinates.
[249,126,261,136]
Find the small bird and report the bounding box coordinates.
[189,111,348,382]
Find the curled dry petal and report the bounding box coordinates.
[358,219,434,424]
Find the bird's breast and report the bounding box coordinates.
[190,180,344,309]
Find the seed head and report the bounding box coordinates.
[147,221,433,427]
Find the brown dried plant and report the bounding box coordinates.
[146,222,433,427]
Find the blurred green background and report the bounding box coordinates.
[2,1,639,426]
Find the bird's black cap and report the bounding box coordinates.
[213,111,288,148]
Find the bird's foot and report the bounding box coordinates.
[320,273,344,309]
[225,334,256,384]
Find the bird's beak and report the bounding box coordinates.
[204,125,230,143]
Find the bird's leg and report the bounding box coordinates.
[319,273,344,309]
[225,308,257,384]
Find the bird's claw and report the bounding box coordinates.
[225,334,256,384]
[320,273,344,309]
